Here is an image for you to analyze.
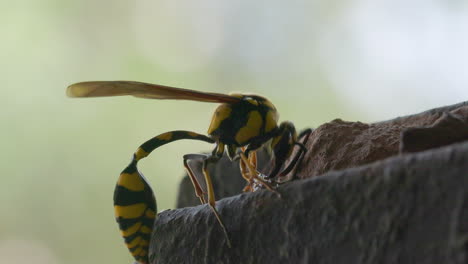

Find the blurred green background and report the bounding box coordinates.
[1,1,467,263]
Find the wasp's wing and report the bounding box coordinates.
[67,81,241,104]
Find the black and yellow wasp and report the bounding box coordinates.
[67,81,309,264]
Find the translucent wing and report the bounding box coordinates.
[67,81,241,104]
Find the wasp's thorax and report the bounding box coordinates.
[207,94,279,147]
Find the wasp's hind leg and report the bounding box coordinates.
[183,143,232,248]
[183,158,207,204]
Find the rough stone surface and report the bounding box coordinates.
[293,102,468,179]
[151,142,468,264]
[295,119,401,179]
[158,101,468,264]
[400,108,468,153]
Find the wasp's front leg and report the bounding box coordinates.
[239,151,280,196]
[239,149,270,192]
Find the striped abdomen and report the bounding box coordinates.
[114,131,215,264]
[114,160,156,264]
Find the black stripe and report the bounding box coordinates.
[139,130,214,154]
[124,232,151,244]
[129,245,141,252]
[122,219,154,243]
[116,217,140,230]
[135,256,145,261]
[116,214,155,231]
[140,137,166,153]
[121,159,138,174]
[114,185,148,206]
[139,217,155,227]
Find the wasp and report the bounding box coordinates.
[67,81,310,264]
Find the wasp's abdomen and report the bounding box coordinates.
[114,161,156,264]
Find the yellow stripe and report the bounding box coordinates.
[157,132,173,141]
[145,209,156,218]
[235,110,262,144]
[203,166,216,205]
[271,134,282,148]
[135,148,149,161]
[216,142,225,156]
[261,99,276,110]
[120,222,142,237]
[140,240,149,246]
[245,98,258,106]
[265,110,278,133]
[126,236,142,248]
[140,226,152,234]
[187,131,200,137]
[207,104,232,134]
[117,172,145,191]
[115,203,147,219]
[132,247,143,256]
[139,250,147,257]
[228,93,243,98]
